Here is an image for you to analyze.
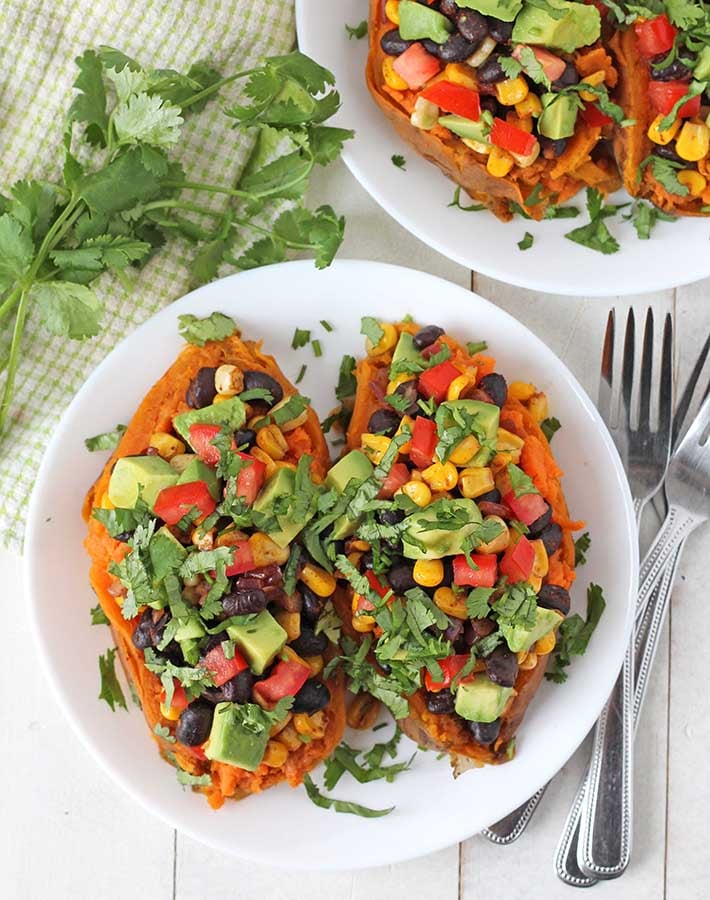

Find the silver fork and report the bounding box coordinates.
[483,308,673,849]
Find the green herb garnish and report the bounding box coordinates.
[518,231,534,251]
[547,583,606,683]
[85,424,126,451]
[98,647,127,711]
[178,312,237,346]
[391,154,407,170]
[303,774,394,818]
[540,416,561,442]
[345,20,368,40]
[574,532,591,566]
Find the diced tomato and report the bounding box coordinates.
[365,569,390,598]
[153,481,216,525]
[502,490,548,527]
[490,117,537,157]
[378,461,410,499]
[452,553,497,588]
[635,14,677,58]
[392,42,441,90]
[200,643,248,687]
[584,0,608,15]
[580,101,613,127]
[184,744,208,761]
[512,44,566,83]
[424,654,470,692]
[189,423,226,466]
[160,681,188,712]
[418,360,461,403]
[235,452,266,505]
[409,416,438,468]
[420,80,481,120]
[252,658,311,706]
[499,535,535,583]
[421,341,442,360]
[224,540,255,577]
[354,592,376,615]
[648,80,701,119]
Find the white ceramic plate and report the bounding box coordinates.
[25,261,637,870]
[296,0,710,296]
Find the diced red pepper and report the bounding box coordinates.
[392,42,441,90]
[252,658,311,706]
[200,643,248,687]
[580,101,613,127]
[378,461,410,499]
[499,535,535,583]
[160,681,188,712]
[189,423,226,466]
[153,481,216,525]
[365,569,390,598]
[409,416,438,468]
[424,654,470,692]
[490,117,537,157]
[452,553,497,588]
[224,540,255,577]
[418,360,460,403]
[183,744,208,761]
[420,80,481,121]
[235,451,266,505]
[353,592,376,615]
[502,490,548,527]
[635,14,677,58]
[512,44,565,83]
[648,80,701,119]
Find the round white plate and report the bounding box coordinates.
[296,0,710,296]
[25,260,637,869]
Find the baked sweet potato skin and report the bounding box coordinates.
[84,333,345,809]
[341,322,578,764]
[610,28,710,214]
[367,0,620,221]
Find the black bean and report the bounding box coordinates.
[552,62,580,91]
[222,588,268,616]
[235,428,256,450]
[439,0,458,19]
[113,530,133,543]
[537,584,570,616]
[477,54,506,84]
[487,17,513,43]
[243,370,283,407]
[387,561,417,594]
[293,679,331,714]
[176,702,214,746]
[360,550,375,570]
[653,143,684,164]
[437,33,480,62]
[485,644,519,688]
[186,367,217,409]
[443,616,464,643]
[479,95,500,117]
[538,522,563,557]
[290,627,329,657]
[368,407,401,436]
[394,380,420,416]
[221,669,254,704]
[467,717,501,744]
[649,54,693,82]
[413,324,445,351]
[479,372,507,407]
[528,503,552,535]
[233,565,283,592]
[301,585,325,624]
[132,608,168,650]
[441,556,454,587]
[456,10,488,44]
[540,137,568,159]
[378,507,405,526]
[421,38,442,55]
[380,28,412,56]
[477,487,501,504]
[424,689,455,714]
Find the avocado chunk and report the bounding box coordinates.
[437,399,500,465]
[204,702,269,771]
[108,455,178,509]
[398,0,454,43]
[438,115,490,144]
[177,456,221,500]
[454,0,523,23]
[174,616,206,665]
[226,609,287,675]
[402,498,483,559]
[500,605,562,653]
[694,46,710,81]
[325,450,375,540]
[391,331,421,371]
[455,674,513,723]
[149,526,187,582]
[173,395,246,443]
[512,0,600,53]
[538,92,580,139]
[252,466,318,548]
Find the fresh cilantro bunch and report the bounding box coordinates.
[0,47,352,441]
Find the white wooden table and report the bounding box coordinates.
[3,160,709,900]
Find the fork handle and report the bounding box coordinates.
[481,786,547,844]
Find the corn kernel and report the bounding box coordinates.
[191,527,215,551]
[515,93,542,118]
[347,693,381,730]
[413,558,444,587]
[387,372,413,395]
[527,574,543,592]
[214,364,244,397]
[249,531,290,567]
[160,701,180,721]
[535,630,557,656]
[411,96,439,130]
[366,322,398,356]
[346,551,363,569]
[396,414,414,454]
[579,69,606,101]
[250,446,277,479]
[382,56,407,90]
[300,562,336,597]
[352,613,376,633]
[647,113,681,146]
[519,651,538,670]
[444,62,478,90]
[262,739,289,767]
[276,723,302,751]
[677,169,707,196]
[361,432,393,465]
[497,427,525,452]
[507,111,533,133]
[449,434,481,466]
[530,539,549,578]
[256,423,288,460]
[274,610,301,641]
[401,479,432,506]
[169,453,195,474]
[149,432,186,460]
[433,586,468,618]
[350,539,371,551]
[462,137,491,155]
[493,449,521,467]
[528,393,549,423]
[421,461,458,491]
[511,140,540,168]
[509,381,536,401]
[458,466,495,499]
[212,395,228,404]
[267,711,293,736]
[487,145,514,177]
[496,76,528,106]
[477,515,510,554]
[385,0,400,24]
[294,710,326,740]
[100,491,114,510]
[269,397,309,432]
[676,121,710,162]
[466,35,496,68]
[447,371,475,401]
[304,654,324,676]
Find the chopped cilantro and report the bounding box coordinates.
[98,647,127,712]
[345,19,368,40]
[296,363,307,384]
[90,603,109,625]
[507,462,539,497]
[303,774,393,817]
[320,319,333,332]
[466,586,494,619]
[466,340,488,355]
[448,186,486,212]
[292,327,311,349]
[154,723,175,743]
[176,769,212,787]
[518,231,534,251]
[361,316,384,347]
[311,338,323,357]
[546,583,606,683]
[540,416,561,442]
[178,312,237,346]
[574,532,591,566]
[391,154,407,170]
[85,424,126,451]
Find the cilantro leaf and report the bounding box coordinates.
[303,774,394,817]
[345,20,368,40]
[659,80,707,131]
[507,462,539,497]
[66,49,109,145]
[98,647,127,711]
[574,532,591,566]
[466,587,494,619]
[626,200,676,240]
[448,186,486,212]
[154,723,175,743]
[391,154,407,170]
[466,340,488,355]
[85,423,126,451]
[361,316,384,347]
[292,327,311,349]
[643,156,689,197]
[31,281,103,339]
[518,231,534,251]
[0,213,34,290]
[517,46,551,89]
[176,769,212,787]
[90,603,110,625]
[540,416,561,442]
[178,312,237,346]
[546,583,606,683]
[113,93,184,148]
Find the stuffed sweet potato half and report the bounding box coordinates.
[319,319,580,765]
[368,0,621,220]
[84,324,345,808]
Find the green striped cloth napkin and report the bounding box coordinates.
[0,0,295,551]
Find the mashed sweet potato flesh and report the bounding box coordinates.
[84,334,344,808]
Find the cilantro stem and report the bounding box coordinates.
[163,179,253,199]
[178,68,260,111]
[230,217,314,250]
[141,199,224,218]
[0,285,23,327]
[0,288,29,436]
